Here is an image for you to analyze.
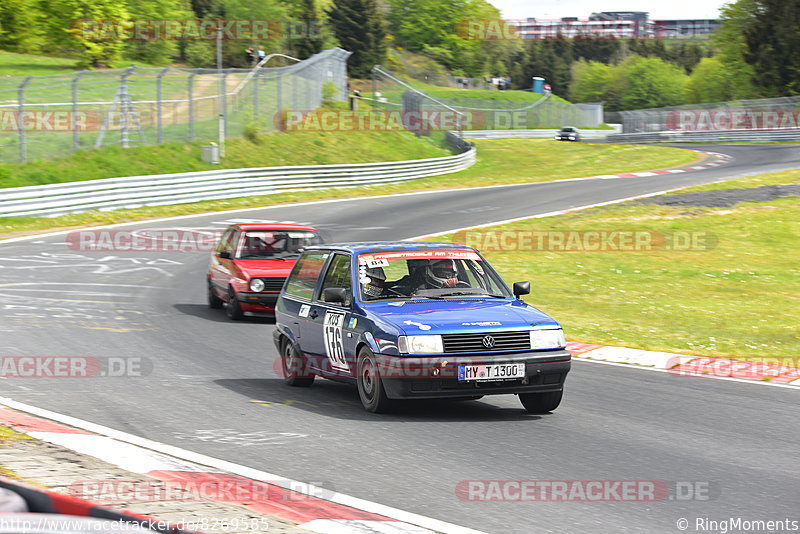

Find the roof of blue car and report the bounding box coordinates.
[307,242,477,254]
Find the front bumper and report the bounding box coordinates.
[376,350,571,400]
[235,291,279,312]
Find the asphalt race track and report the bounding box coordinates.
[1,144,799,533]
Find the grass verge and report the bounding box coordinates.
[0,140,698,237]
[0,131,450,189]
[428,169,800,362]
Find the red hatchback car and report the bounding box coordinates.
[207,223,322,320]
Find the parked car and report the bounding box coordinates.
[207,223,322,320]
[273,242,571,413]
[555,126,580,141]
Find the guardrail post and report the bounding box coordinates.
[156,67,169,144]
[17,76,32,163]
[71,71,84,152]
[187,72,196,141]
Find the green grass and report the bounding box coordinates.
[0,131,450,188]
[428,169,800,362]
[0,139,697,236]
[0,425,28,442]
[0,51,82,76]
[0,50,161,77]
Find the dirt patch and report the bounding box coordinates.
[640,184,800,208]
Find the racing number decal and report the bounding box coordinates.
[323,311,349,372]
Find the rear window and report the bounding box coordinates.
[284,252,329,300]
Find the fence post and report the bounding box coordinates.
[222,71,229,148]
[17,76,31,163]
[71,71,84,152]
[187,72,196,141]
[156,67,169,144]
[253,68,259,122]
[119,67,132,148]
[277,72,283,115]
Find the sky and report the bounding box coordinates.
[489,0,727,20]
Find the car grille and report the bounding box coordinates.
[442,331,530,353]
[254,277,286,292]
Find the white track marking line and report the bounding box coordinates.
[0,151,728,246]
[403,188,683,240]
[300,519,434,533]
[0,396,486,534]
[572,358,800,390]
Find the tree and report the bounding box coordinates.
[569,60,612,102]
[713,0,762,98]
[686,56,735,103]
[287,0,325,59]
[328,0,386,78]
[38,0,130,68]
[0,0,45,53]
[741,0,800,96]
[610,55,688,110]
[123,0,194,65]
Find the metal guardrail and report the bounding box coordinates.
[607,128,800,144]
[461,128,619,140]
[0,147,475,218]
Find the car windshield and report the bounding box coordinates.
[561,127,576,132]
[357,250,512,301]
[236,230,321,259]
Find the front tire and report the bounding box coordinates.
[357,347,393,413]
[281,341,314,387]
[519,390,563,413]
[226,287,244,320]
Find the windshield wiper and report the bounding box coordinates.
[436,291,507,298]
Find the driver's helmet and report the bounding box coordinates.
[424,259,460,288]
[362,267,387,297]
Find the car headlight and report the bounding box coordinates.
[249,278,265,292]
[530,328,566,350]
[398,335,444,354]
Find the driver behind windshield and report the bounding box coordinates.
[384,259,469,296]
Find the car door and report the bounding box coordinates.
[304,253,357,378]
[281,250,331,365]
[210,228,235,295]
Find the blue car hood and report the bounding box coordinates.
[362,299,559,335]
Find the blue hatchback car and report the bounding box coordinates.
[273,242,571,413]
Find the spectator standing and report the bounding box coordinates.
[256,45,266,64]
[245,47,255,66]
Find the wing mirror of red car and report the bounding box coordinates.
[513,281,531,297]
[218,251,232,260]
[322,287,347,304]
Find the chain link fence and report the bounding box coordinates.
[370,66,601,132]
[616,96,800,133]
[0,47,351,163]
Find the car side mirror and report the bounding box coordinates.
[513,281,530,297]
[322,287,347,304]
[218,251,232,260]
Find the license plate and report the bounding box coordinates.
[458,363,525,381]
